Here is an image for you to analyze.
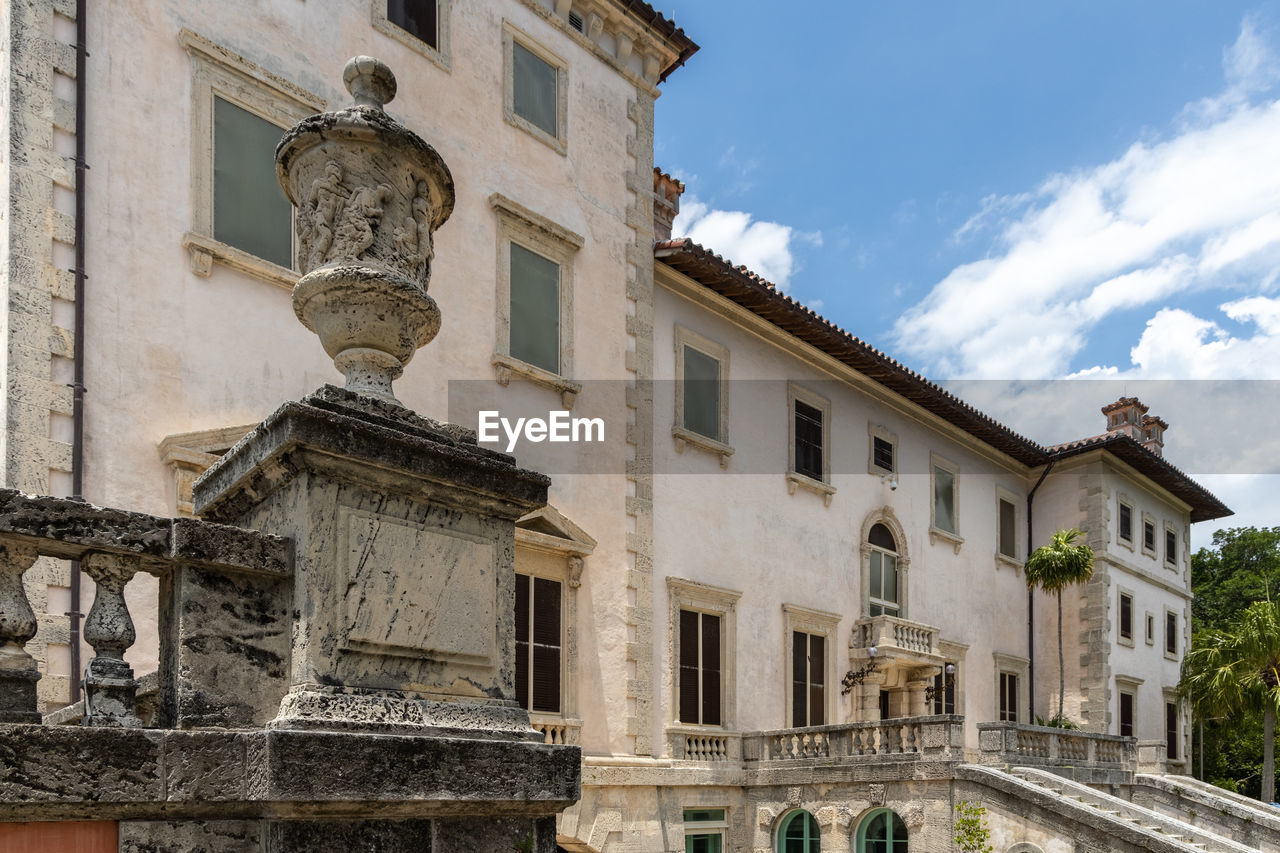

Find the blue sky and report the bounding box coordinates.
[655,1,1280,545]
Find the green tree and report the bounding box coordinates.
[1182,599,1280,803]
[1025,528,1095,723]
[952,801,993,853]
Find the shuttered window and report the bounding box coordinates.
[1119,503,1133,542]
[679,609,721,725]
[793,400,824,481]
[1119,690,1135,737]
[872,436,894,472]
[1166,611,1178,655]
[515,574,561,714]
[1119,592,1133,640]
[212,97,291,268]
[791,631,825,727]
[1166,701,1179,760]
[1165,529,1177,565]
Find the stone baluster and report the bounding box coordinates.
[0,544,41,723]
[81,553,142,726]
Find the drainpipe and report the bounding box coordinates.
[67,0,89,704]
[1025,459,1055,722]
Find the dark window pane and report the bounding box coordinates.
[809,635,825,726]
[792,631,807,725]
[1166,529,1176,563]
[1119,504,1132,540]
[513,41,557,137]
[679,610,700,723]
[387,0,437,47]
[933,467,956,534]
[701,614,721,725]
[530,577,561,714]
[514,574,530,709]
[1120,594,1132,639]
[872,436,894,471]
[1166,612,1177,654]
[509,243,560,373]
[1166,702,1179,759]
[213,97,291,268]
[868,523,896,552]
[794,399,823,480]
[683,346,721,440]
[1119,692,1134,737]
[1144,521,1156,550]
[998,499,1017,558]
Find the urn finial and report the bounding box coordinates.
[343,56,397,111]
[276,57,455,404]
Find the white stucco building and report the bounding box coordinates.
[1,1,1250,851]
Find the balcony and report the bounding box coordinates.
[847,614,946,721]
[851,613,941,659]
[978,721,1137,784]
[742,715,965,765]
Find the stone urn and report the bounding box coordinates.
[276,56,455,402]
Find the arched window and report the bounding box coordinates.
[867,523,899,617]
[856,809,907,852]
[778,810,820,853]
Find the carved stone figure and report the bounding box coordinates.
[394,179,435,279]
[332,182,392,261]
[302,160,350,268]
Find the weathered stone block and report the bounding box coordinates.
[120,820,261,853]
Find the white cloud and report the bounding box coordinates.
[672,195,821,290]
[894,18,1280,380]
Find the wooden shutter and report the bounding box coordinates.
[791,631,806,725]
[701,613,721,725]
[515,573,530,709]
[809,634,825,726]
[679,609,700,723]
[531,577,562,713]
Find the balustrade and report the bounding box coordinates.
[743,715,963,764]
[0,543,40,723]
[979,721,1136,771]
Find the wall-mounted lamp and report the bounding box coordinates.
[925,662,957,705]
[840,645,879,695]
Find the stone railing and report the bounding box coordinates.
[742,715,965,764]
[978,721,1136,772]
[850,614,939,656]
[531,715,583,746]
[666,725,743,762]
[0,489,289,728]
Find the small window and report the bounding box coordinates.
[999,671,1018,722]
[867,523,900,617]
[684,346,722,441]
[778,810,820,853]
[504,25,567,151]
[1119,690,1135,737]
[932,662,958,715]
[1166,701,1179,760]
[932,461,958,537]
[872,436,894,472]
[679,609,722,726]
[568,10,585,31]
[1144,520,1156,552]
[514,574,562,713]
[998,498,1017,559]
[386,0,437,47]
[1118,502,1133,542]
[213,96,293,268]
[1145,612,1155,645]
[1119,592,1133,641]
[1165,611,1178,656]
[856,809,907,853]
[508,243,561,374]
[1165,528,1177,565]
[684,808,726,853]
[791,631,825,727]
[793,400,824,482]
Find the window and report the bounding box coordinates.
[514,574,561,713]
[182,30,323,288]
[1118,501,1133,543]
[997,495,1018,560]
[778,810,820,853]
[932,662,958,715]
[679,609,721,726]
[1165,610,1178,656]
[930,454,962,548]
[1119,689,1135,737]
[1143,517,1157,554]
[1119,592,1133,641]
[873,437,894,472]
[1145,612,1155,645]
[668,578,740,731]
[684,809,727,853]
[673,327,732,463]
[867,523,900,617]
[1166,700,1179,760]
[386,0,437,47]
[503,24,568,152]
[792,631,826,727]
[1165,527,1177,566]
[787,385,834,501]
[868,424,897,476]
[856,809,907,852]
[372,0,451,69]
[999,671,1019,722]
[491,194,582,399]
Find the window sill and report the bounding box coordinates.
[492,353,581,409]
[1164,651,1179,662]
[786,471,835,506]
[504,110,568,156]
[929,526,964,554]
[1117,537,1135,552]
[1118,636,1135,648]
[1142,547,1157,559]
[371,16,451,73]
[672,426,734,468]
[183,231,295,291]
[995,554,1023,574]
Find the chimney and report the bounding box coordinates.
[1101,397,1148,442]
[653,167,683,241]
[1141,414,1168,457]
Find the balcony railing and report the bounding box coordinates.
[850,614,940,657]
[742,715,964,764]
[978,722,1136,771]
[666,725,743,762]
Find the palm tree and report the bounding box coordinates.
[1181,600,1280,803]
[1025,528,1095,724]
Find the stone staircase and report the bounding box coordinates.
[958,764,1258,852]
[1131,773,1280,852]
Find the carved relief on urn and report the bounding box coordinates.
[276,57,455,402]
